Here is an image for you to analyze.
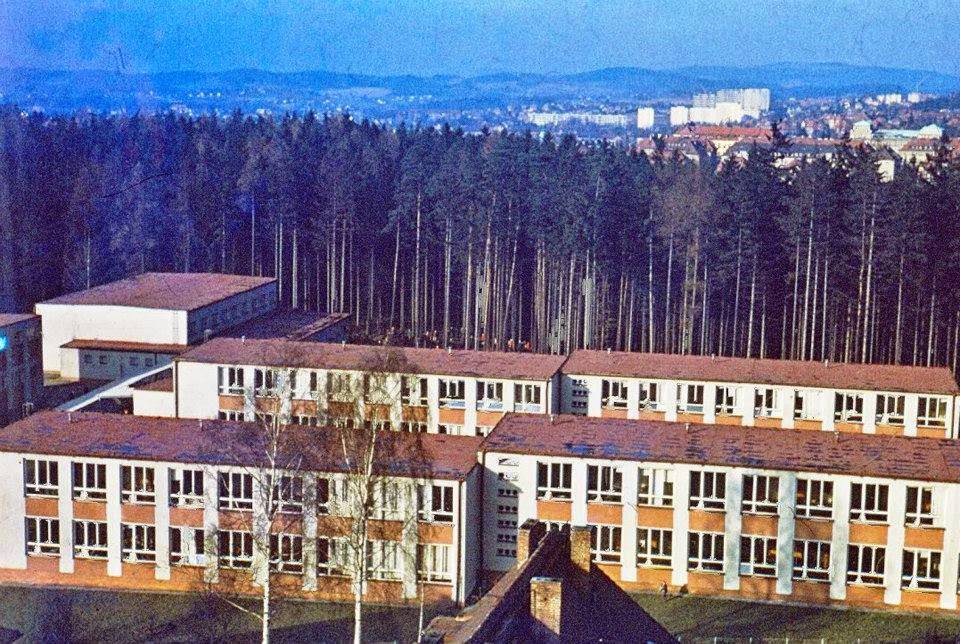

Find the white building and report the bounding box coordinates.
[636,107,655,130]
[669,106,690,126]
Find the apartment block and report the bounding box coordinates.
[0,411,481,605]
[168,338,565,436]
[481,414,960,612]
[561,350,960,439]
[0,314,43,425]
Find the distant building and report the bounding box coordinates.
[0,314,42,426]
[669,105,690,126]
[522,111,629,128]
[635,107,655,129]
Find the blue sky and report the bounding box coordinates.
[0,0,957,76]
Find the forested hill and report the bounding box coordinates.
[0,106,959,369]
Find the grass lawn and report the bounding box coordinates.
[0,585,448,643]
[632,592,960,643]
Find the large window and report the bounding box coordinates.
[121,465,155,504]
[637,528,672,568]
[638,381,660,411]
[742,474,779,514]
[536,462,572,500]
[269,533,304,574]
[847,544,885,586]
[401,376,428,407]
[218,530,254,569]
[218,472,254,511]
[918,396,948,428]
[253,368,278,395]
[587,464,623,504]
[514,383,543,412]
[715,386,737,415]
[121,524,156,563]
[689,470,726,511]
[217,366,244,395]
[366,540,401,580]
[374,480,402,519]
[850,482,888,523]
[905,485,936,527]
[677,384,705,414]
[795,479,833,519]
[25,517,60,556]
[902,549,941,591]
[793,540,830,582]
[24,459,58,497]
[793,390,818,420]
[317,536,348,576]
[834,393,864,423]
[418,543,452,582]
[637,467,673,507]
[590,525,622,564]
[169,468,204,507]
[438,379,465,408]
[170,526,205,566]
[74,520,108,559]
[754,388,779,418]
[601,379,628,409]
[72,462,107,502]
[688,531,724,572]
[476,381,504,411]
[418,483,454,523]
[740,535,777,577]
[272,475,304,514]
[327,372,353,401]
[876,394,905,426]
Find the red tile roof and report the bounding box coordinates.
[677,125,772,139]
[131,374,174,392]
[483,414,960,483]
[564,350,959,395]
[178,338,566,381]
[62,339,187,354]
[39,273,275,312]
[0,411,481,481]
[219,309,350,341]
[0,313,38,328]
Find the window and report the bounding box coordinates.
[418,543,452,582]
[170,468,204,507]
[637,467,673,507]
[418,483,454,523]
[217,366,245,395]
[317,536,348,576]
[121,524,156,563]
[218,530,254,569]
[218,410,244,421]
[218,472,254,511]
[590,525,622,564]
[476,381,504,410]
[793,390,817,420]
[715,386,737,415]
[754,388,779,417]
[918,396,948,428]
[83,354,93,365]
[271,475,304,514]
[902,549,942,591]
[601,379,628,409]
[363,373,390,404]
[72,462,107,501]
[366,540,401,580]
[637,528,672,568]
[834,392,864,423]
[73,520,108,559]
[795,479,833,519]
[327,372,353,401]
[254,368,277,395]
[677,384,705,413]
[742,474,779,514]
[308,370,320,395]
[24,459,58,497]
[876,394,905,425]
[848,544,885,585]
[437,423,462,435]
[688,531,724,572]
[587,464,623,503]
[638,381,660,410]
[438,379,465,408]
[514,383,543,412]
[25,517,60,556]
[689,470,726,511]
[569,379,589,414]
[402,376,428,407]
[98,355,108,366]
[905,485,936,527]
[170,526,205,566]
[400,421,427,433]
[476,425,493,437]
[270,533,304,574]
[793,540,830,581]
[374,480,402,519]
[121,465,155,504]
[740,535,777,577]
[536,462,573,500]
[850,482,888,523]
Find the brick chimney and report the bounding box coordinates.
[570,525,592,574]
[530,576,564,638]
[516,519,546,563]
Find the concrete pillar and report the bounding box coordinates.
[302,474,318,592]
[664,381,678,422]
[782,390,797,429]
[620,466,639,583]
[427,376,440,433]
[703,385,717,424]
[570,461,588,526]
[252,473,270,586]
[863,393,877,434]
[776,473,797,595]
[883,481,907,605]
[626,380,640,420]
[530,577,564,637]
[829,479,851,600]
[401,481,419,600]
[154,464,171,581]
[821,390,836,432]
[940,485,960,609]
[587,376,602,417]
[517,458,538,524]
[242,382,256,422]
[740,387,755,427]
[315,369,329,416]
[463,377,477,436]
[671,466,690,587]
[57,457,75,574]
[723,471,743,591]
[203,466,220,583]
[904,394,919,437]
[0,453,26,570]
[106,462,122,577]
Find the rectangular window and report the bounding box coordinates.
[740,535,777,577]
[417,543,452,582]
[25,517,60,556]
[401,376,428,407]
[217,366,245,395]
[793,390,817,420]
[689,470,726,511]
[254,368,277,395]
[754,388,779,417]
[366,540,401,580]
[269,533,304,574]
[24,459,58,497]
[218,472,254,511]
[637,467,674,507]
[317,536,348,576]
[363,373,390,404]
[218,530,254,569]
[905,485,936,527]
[169,468,204,507]
[514,383,543,412]
[272,475,304,514]
[308,371,320,394]
[637,528,673,568]
[876,394,905,425]
[601,379,628,409]
[476,380,504,410]
[795,479,833,519]
[585,464,622,506]
[536,462,573,500]
[715,386,737,415]
[121,523,156,563]
[688,531,725,572]
[327,372,354,401]
[438,379,465,408]
[850,482,889,523]
[902,549,942,591]
[170,526,206,566]
[834,392,864,423]
[418,483,454,523]
[847,544,886,586]
[72,462,107,501]
[918,396,948,428]
[638,381,660,411]
[590,524,622,564]
[742,474,779,515]
[121,465,155,504]
[399,421,427,433]
[677,384,705,414]
[73,520,108,559]
[793,540,831,582]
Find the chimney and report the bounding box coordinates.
[447,346,452,355]
[530,577,564,638]
[241,335,246,343]
[516,519,545,563]
[67,411,73,423]
[570,525,592,575]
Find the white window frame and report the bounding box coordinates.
[902,548,942,591]
[24,459,58,497]
[715,386,737,415]
[847,544,885,586]
[402,376,428,407]
[587,464,623,504]
[418,483,454,523]
[834,392,864,423]
[317,536,348,576]
[536,462,573,501]
[25,516,60,556]
[327,371,354,402]
[795,478,833,519]
[272,474,304,515]
[218,471,254,511]
[689,470,726,511]
[793,389,818,420]
[850,482,889,523]
[638,467,674,507]
[418,543,452,582]
[270,533,304,574]
[601,379,628,409]
[169,468,204,508]
[121,465,155,504]
[917,396,948,428]
[514,383,543,412]
[121,523,157,563]
[754,388,779,418]
[637,527,673,568]
[170,526,206,566]
[73,519,108,559]
[590,524,622,564]
[876,394,905,426]
[905,485,937,527]
[217,366,245,395]
[72,462,107,502]
[218,530,254,569]
[638,381,660,411]
[740,534,777,577]
[366,539,402,580]
[742,474,779,515]
[688,531,724,572]
[793,539,831,582]
[677,383,705,414]
[438,378,466,409]
[476,380,504,411]
[253,367,278,396]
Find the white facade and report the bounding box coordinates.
[636,107,655,130]
[669,106,690,126]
